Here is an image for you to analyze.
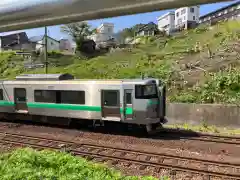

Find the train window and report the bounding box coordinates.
[14,88,26,101]
[0,89,3,100]
[34,90,56,103]
[126,93,132,104]
[60,91,85,104]
[135,84,158,99]
[102,90,119,106]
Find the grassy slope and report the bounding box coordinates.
[0,20,239,104]
[0,148,165,180]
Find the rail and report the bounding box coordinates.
[0,131,239,179]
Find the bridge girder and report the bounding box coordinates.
[0,0,231,32]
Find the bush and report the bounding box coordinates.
[0,148,164,180]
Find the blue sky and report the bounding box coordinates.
[0,0,238,40]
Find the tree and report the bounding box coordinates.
[61,22,96,53]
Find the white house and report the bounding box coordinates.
[175,6,200,29]
[88,23,115,44]
[157,12,175,34]
[29,35,60,52]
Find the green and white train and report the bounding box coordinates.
[0,74,166,132]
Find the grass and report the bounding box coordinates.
[0,20,240,104]
[165,123,240,136]
[0,148,169,180]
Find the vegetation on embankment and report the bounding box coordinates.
[0,148,164,180]
[0,20,239,104]
[165,123,240,136]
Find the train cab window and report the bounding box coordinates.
[135,84,158,99]
[0,89,3,100]
[60,91,85,104]
[102,90,119,106]
[34,90,56,103]
[126,93,132,104]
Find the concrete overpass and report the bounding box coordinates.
[0,0,232,32]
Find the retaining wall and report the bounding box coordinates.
[166,103,240,128]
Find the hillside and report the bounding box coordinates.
[0,20,239,104]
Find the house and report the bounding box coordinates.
[89,23,115,44]
[59,39,75,53]
[199,1,240,25]
[175,6,200,30]
[157,12,175,34]
[0,32,32,51]
[135,22,159,36]
[29,35,60,53]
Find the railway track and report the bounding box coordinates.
[0,132,240,179]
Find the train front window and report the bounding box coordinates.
[135,84,158,99]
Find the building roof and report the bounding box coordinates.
[136,22,158,33]
[157,11,175,21]
[0,32,29,47]
[200,0,240,19]
[29,35,59,43]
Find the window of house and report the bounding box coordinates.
[193,16,196,20]
[181,9,186,15]
[107,27,111,33]
[0,89,3,100]
[177,18,182,25]
[176,12,179,17]
[190,7,194,13]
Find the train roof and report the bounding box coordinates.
[1,73,160,85]
[15,73,74,81]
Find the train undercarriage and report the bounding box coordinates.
[0,112,164,135]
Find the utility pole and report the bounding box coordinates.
[44,26,48,74]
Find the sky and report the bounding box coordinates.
[0,0,238,40]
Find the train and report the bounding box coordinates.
[0,73,166,133]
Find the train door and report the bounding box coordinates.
[101,90,121,120]
[124,89,133,120]
[14,88,28,112]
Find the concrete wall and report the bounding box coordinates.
[166,103,240,128]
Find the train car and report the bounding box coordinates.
[0,73,166,132]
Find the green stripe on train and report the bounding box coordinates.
[0,101,133,115]
[0,101,14,106]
